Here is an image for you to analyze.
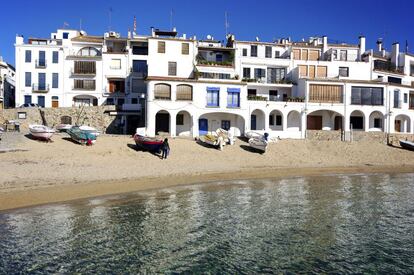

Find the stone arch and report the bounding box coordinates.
[155,110,171,135]
[350,110,365,130]
[176,110,192,136]
[307,109,343,131]
[287,110,301,131]
[395,114,411,133]
[269,109,283,131]
[368,111,384,131]
[251,109,266,130]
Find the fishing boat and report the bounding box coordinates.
[399,139,414,151]
[133,134,163,152]
[55,124,72,132]
[248,133,269,153]
[79,125,100,137]
[29,124,55,140]
[199,128,231,150]
[67,126,96,145]
[244,131,263,140]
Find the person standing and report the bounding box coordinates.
[161,138,170,159]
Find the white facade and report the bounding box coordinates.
[14,28,414,137]
[0,57,15,109]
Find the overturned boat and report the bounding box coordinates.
[399,139,414,151]
[248,132,269,153]
[29,124,55,140]
[67,126,97,145]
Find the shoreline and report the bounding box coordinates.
[1,164,413,212]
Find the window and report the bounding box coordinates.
[394,90,400,108]
[242,48,247,56]
[227,89,240,108]
[108,80,125,93]
[374,118,382,128]
[276,115,282,126]
[339,50,347,61]
[52,51,59,63]
[388,77,402,84]
[404,93,408,103]
[351,87,383,105]
[25,72,31,87]
[132,60,147,77]
[74,61,96,74]
[158,41,166,53]
[243,68,251,79]
[154,84,171,100]
[110,59,121,69]
[207,88,219,107]
[269,115,274,126]
[132,42,148,55]
[38,51,46,67]
[131,98,138,104]
[25,50,31,62]
[251,45,257,57]
[51,96,59,108]
[269,90,278,101]
[63,32,69,39]
[78,47,101,57]
[38,73,46,90]
[267,68,286,83]
[248,89,257,97]
[216,54,223,62]
[52,73,58,88]
[74,79,96,90]
[350,116,363,129]
[24,95,32,104]
[221,120,230,130]
[265,46,272,58]
[168,62,177,76]
[410,64,414,76]
[177,114,184,125]
[339,67,349,77]
[274,51,280,58]
[176,85,193,101]
[106,98,115,105]
[200,72,231,79]
[37,96,45,107]
[254,68,265,80]
[181,43,189,55]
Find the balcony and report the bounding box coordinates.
[374,60,404,74]
[35,59,47,68]
[247,95,267,101]
[32,83,49,93]
[71,68,96,77]
[73,80,96,91]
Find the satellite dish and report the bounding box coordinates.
[255,36,259,42]
[207,34,212,40]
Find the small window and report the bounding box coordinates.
[52,51,59,63]
[276,115,282,126]
[63,32,69,39]
[265,46,272,58]
[339,67,349,77]
[374,118,382,128]
[251,45,258,57]
[25,72,31,87]
[181,43,189,55]
[131,98,138,104]
[269,115,274,125]
[340,50,347,61]
[110,59,121,69]
[221,120,230,130]
[207,88,219,107]
[248,89,257,97]
[404,93,408,103]
[216,54,223,62]
[274,51,280,58]
[177,114,184,125]
[25,50,31,63]
[52,73,59,88]
[243,68,251,78]
[242,48,247,56]
[168,62,177,76]
[158,41,166,53]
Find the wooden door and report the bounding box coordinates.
[309,65,316,78]
[334,116,342,130]
[395,120,401,132]
[307,116,322,130]
[52,100,59,108]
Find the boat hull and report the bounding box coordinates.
[56,124,72,132]
[399,140,414,151]
[248,137,268,153]
[29,125,55,140]
[67,127,97,145]
[134,134,163,152]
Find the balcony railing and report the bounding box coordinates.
[71,68,96,76]
[32,83,49,92]
[247,95,267,101]
[197,60,234,67]
[374,60,404,74]
[35,59,47,68]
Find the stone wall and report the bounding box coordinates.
[306,130,414,146]
[0,106,124,134]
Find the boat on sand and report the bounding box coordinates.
[29,125,55,140]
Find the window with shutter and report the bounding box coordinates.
[168,62,177,76]
[158,41,166,53]
[181,43,189,55]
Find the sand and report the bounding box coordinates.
[1,133,414,211]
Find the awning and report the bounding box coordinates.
[227,88,240,93]
[207,87,220,91]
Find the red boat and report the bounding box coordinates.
[133,134,163,152]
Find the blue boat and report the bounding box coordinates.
[67,126,97,145]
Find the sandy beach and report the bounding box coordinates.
[1,132,414,211]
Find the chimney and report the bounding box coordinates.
[391,42,400,68]
[150,27,155,37]
[322,36,328,54]
[377,39,383,52]
[15,35,24,45]
[359,36,366,60]
[182,33,186,39]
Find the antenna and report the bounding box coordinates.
[108,7,113,31]
[79,18,82,31]
[224,12,229,36]
[133,16,137,33]
[170,9,174,30]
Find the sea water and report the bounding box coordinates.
[1,173,414,273]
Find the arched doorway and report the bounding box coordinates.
[287,111,301,131]
[395,114,411,133]
[155,110,170,135]
[307,110,343,130]
[350,110,364,130]
[176,111,192,136]
[198,112,245,136]
[368,111,384,131]
[269,110,283,131]
[251,109,265,130]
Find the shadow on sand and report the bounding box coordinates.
[24,134,53,143]
[240,144,264,154]
[127,143,162,158]
[195,139,219,150]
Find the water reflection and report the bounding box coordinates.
[1,173,414,273]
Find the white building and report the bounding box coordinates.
[14,27,414,136]
[0,57,15,109]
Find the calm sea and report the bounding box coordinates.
[1,173,414,274]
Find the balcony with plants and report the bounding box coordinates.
[196,49,235,68]
[374,60,404,74]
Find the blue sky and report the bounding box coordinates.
[1,0,413,66]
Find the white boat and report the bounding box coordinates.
[248,133,269,153]
[29,124,55,140]
[199,134,226,150]
[0,127,4,140]
[399,140,414,151]
[56,124,72,132]
[245,131,263,139]
[79,125,100,137]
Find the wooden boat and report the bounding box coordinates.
[29,124,55,140]
[56,124,72,132]
[79,125,100,137]
[248,133,269,153]
[245,131,263,139]
[67,126,97,145]
[199,134,226,150]
[133,134,163,152]
[399,140,414,151]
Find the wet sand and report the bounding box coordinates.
[1,133,414,211]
